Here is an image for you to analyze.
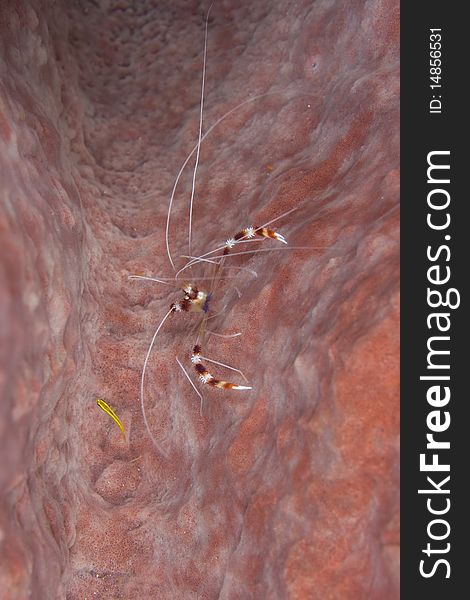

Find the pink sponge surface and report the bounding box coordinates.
[0,1,399,598]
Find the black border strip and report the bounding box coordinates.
[401,3,467,597]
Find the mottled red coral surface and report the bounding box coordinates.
[0,0,399,598]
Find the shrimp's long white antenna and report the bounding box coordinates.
[197,355,249,383]
[140,308,173,456]
[174,250,260,278]
[176,356,205,416]
[207,331,242,338]
[166,94,275,271]
[166,87,316,271]
[258,205,302,230]
[129,275,180,287]
[130,273,239,285]
[188,2,214,261]
[175,240,262,277]
[183,246,319,264]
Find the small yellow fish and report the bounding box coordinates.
[96,399,125,438]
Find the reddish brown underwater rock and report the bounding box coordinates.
[0,0,399,598]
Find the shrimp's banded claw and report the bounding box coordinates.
[223,226,287,254]
[191,345,252,391]
[254,226,287,244]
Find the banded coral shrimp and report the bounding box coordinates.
[128,3,319,455]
